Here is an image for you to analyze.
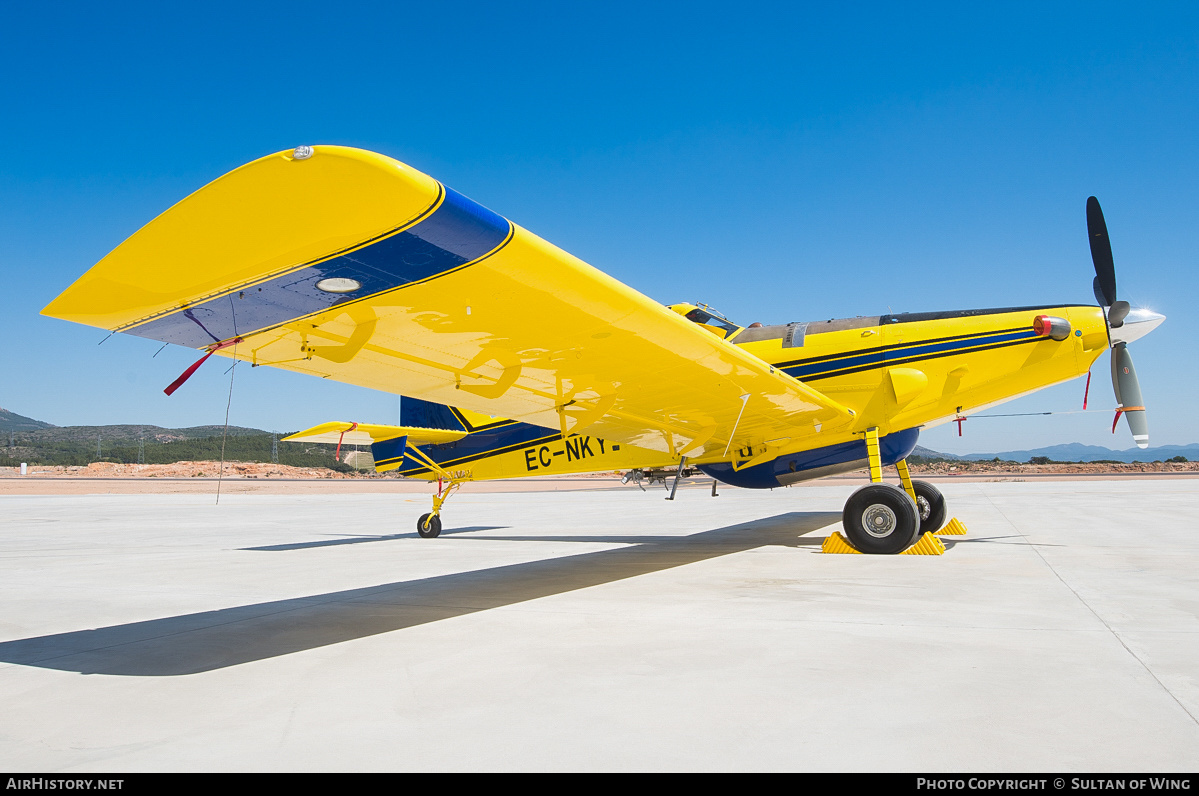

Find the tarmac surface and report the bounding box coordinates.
[1,478,1197,771]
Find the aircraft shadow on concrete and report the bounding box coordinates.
[0,512,837,678]
[242,526,510,551]
[944,535,1066,548]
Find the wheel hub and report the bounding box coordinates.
[916,495,931,520]
[862,504,898,537]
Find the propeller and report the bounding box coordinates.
[1110,343,1147,447]
[1087,196,1154,449]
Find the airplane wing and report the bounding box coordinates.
[282,422,465,447]
[43,146,857,460]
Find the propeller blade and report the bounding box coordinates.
[1087,196,1117,306]
[1110,343,1148,449]
[1107,300,1131,328]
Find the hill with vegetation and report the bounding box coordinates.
[0,411,353,471]
[0,407,55,433]
[1,409,1190,470]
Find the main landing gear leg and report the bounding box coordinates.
[831,431,959,554]
[865,426,884,484]
[895,457,917,501]
[841,427,921,554]
[896,458,947,535]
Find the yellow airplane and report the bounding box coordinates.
[42,146,1165,554]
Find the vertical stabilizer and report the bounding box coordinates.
[400,397,466,431]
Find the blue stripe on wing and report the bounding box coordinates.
[125,186,512,348]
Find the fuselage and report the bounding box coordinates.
[702,303,1108,487]
[734,304,1108,436]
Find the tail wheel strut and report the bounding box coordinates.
[405,442,470,539]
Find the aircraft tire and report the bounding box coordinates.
[912,480,947,535]
[417,513,442,538]
[842,483,920,554]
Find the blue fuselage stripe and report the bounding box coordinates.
[124,186,512,349]
[782,329,1040,381]
[388,422,561,474]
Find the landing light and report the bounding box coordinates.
[316,277,361,294]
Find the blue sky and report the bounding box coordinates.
[1,2,1195,454]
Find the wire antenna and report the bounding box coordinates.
[216,297,239,505]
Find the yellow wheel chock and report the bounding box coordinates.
[821,532,862,554]
[822,518,967,554]
[901,533,947,555]
[821,530,949,555]
[936,517,968,535]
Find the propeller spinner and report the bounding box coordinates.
[1087,196,1163,449]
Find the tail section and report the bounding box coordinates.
[289,398,668,480]
[400,397,467,432]
[403,397,523,435]
[282,420,465,474]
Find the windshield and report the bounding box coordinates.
[685,308,739,337]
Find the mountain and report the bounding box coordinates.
[2,419,343,470]
[17,424,269,444]
[911,445,960,460]
[0,407,56,433]
[955,442,1197,463]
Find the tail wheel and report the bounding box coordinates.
[842,483,920,554]
[417,513,442,538]
[912,480,947,535]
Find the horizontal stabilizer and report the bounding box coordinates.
[282,422,465,447]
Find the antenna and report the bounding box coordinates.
[271,432,278,464]
[216,297,240,504]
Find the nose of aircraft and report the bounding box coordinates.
[1109,307,1165,345]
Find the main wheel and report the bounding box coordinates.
[842,483,920,554]
[911,480,947,535]
[417,513,442,538]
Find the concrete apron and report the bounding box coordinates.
[0,480,1196,771]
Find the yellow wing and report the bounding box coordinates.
[282,422,465,447]
[43,146,855,461]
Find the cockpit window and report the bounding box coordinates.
[685,308,739,337]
